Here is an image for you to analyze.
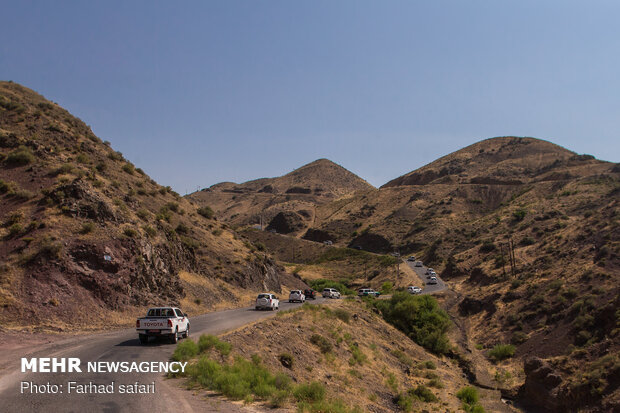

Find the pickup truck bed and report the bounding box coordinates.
[136,307,190,344]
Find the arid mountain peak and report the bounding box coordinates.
[382,136,607,188]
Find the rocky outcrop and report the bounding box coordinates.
[303,228,334,243]
[266,211,305,234]
[348,232,392,254]
[47,179,117,222]
[519,357,566,412]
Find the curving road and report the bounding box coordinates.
[405,260,448,294]
[0,298,327,413]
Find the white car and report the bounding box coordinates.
[407,256,416,262]
[136,307,190,344]
[407,286,422,294]
[426,268,435,275]
[415,261,423,267]
[289,290,305,303]
[427,277,438,285]
[322,288,341,299]
[255,293,280,310]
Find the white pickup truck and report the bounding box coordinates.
[136,307,190,344]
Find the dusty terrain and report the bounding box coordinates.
[0,81,305,330]
[187,158,373,232]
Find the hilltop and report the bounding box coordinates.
[300,137,620,412]
[382,137,593,187]
[0,81,304,330]
[187,158,373,232]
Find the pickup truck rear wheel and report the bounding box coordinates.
[139,334,148,345]
[170,328,178,344]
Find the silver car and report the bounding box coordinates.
[322,288,341,299]
[255,293,279,310]
[288,290,305,303]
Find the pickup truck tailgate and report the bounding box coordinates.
[138,318,168,329]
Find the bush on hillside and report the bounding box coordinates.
[371,292,451,354]
[6,145,35,166]
[197,206,214,219]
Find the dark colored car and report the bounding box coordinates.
[304,289,317,299]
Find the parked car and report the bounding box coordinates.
[255,293,279,310]
[304,289,317,299]
[415,261,423,267]
[407,256,416,262]
[425,268,435,275]
[427,277,438,285]
[136,307,190,344]
[323,240,333,245]
[288,290,306,303]
[322,288,341,299]
[358,288,380,297]
[407,286,422,294]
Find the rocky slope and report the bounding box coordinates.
[187,158,373,232]
[302,137,620,412]
[0,81,304,331]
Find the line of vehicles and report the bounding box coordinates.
[137,258,440,344]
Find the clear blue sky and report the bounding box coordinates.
[2,1,619,192]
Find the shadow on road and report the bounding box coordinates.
[115,338,174,347]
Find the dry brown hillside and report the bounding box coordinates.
[0,81,304,331]
[302,137,620,412]
[186,159,373,233]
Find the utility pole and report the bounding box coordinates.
[509,237,516,277]
[500,243,506,276]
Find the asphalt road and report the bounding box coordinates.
[0,298,328,413]
[405,260,448,294]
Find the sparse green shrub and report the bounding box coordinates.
[176,223,189,234]
[156,206,172,222]
[408,384,437,402]
[107,151,123,161]
[80,222,95,234]
[293,382,326,403]
[123,227,138,238]
[76,154,89,164]
[427,378,443,388]
[122,162,134,174]
[333,308,350,323]
[11,189,35,200]
[457,386,479,405]
[6,145,35,166]
[54,163,74,175]
[391,350,413,366]
[143,225,156,237]
[348,343,367,365]
[172,339,199,361]
[0,179,15,194]
[137,209,150,221]
[8,223,23,237]
[488,344,515,362]
[381,281,393,294]
[165,202,179,212]
[197,206,214,219]
[371,292,451,354]
[513,208,527,221]
[310,334,332,353]
[212,229,223,236]
[197,334,231,356]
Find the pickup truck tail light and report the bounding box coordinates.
[136,320,140,328]
[167,319,173,328]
